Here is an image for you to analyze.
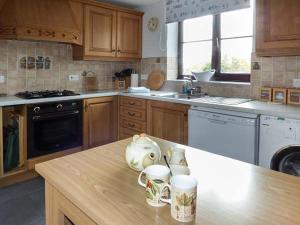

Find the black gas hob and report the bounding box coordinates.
[15,90,80,99]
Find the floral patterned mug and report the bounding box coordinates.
[138,165,170,207]
[160,175,197,223]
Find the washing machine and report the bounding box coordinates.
[259,115,300,176]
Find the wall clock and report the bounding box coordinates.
[147,17,159,32]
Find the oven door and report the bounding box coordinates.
[27,110,83,159]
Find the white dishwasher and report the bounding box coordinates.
[188,106,259,164]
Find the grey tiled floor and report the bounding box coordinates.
[0,178,45,225]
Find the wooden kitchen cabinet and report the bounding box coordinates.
[256,0,300,56]
[73,1,143,61]
[116,12,142,59]
[84,96,118,149]
[83,5,117,58]
[147,100,189,145]
[119,96,147,139]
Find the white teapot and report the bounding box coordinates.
[126,134,161,171]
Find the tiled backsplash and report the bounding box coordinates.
[0,40,140,95]
[141,57,178,80]
[251,54,300,99]
[142,54,300,99]
[1,40,300,99]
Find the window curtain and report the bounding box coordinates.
[165,0,251,23]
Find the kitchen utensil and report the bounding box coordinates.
[126,134,161,171]
[160,175,197,222]
[138,165,170,207]
[114,79,126,90]
[147,70,166,90]
[115,69,133,78]
[164,155,173,176]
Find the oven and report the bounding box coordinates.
[27,100,83,159]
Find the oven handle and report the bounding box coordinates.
[32,110,80,121]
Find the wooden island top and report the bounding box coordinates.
[36,137,300,225]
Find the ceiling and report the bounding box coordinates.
[98,0,160,7]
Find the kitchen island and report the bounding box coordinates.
[35,137,300,225]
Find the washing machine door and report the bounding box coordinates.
[271,146,300,177]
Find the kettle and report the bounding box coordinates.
[126,134,161,171]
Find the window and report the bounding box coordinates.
[179,4,253,82]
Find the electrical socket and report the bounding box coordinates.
[69,74,80,81]
[0,75,5,84]
[293,79,300,87]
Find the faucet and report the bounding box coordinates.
[183,77,202,96]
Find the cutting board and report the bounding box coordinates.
[147,70,166,90]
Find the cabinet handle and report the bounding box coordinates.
[117,48,121,54]
[128,123,135,128]
[128,101,135,105]
[112,49,116,53]
[128,112,135,116]
[84,102,88,112]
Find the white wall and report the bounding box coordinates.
[138,1,167,58]
[167,22,178,58]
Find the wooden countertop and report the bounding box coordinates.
[36,137,300,225]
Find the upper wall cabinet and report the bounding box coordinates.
[256,0,300,56]
[117,12,142,59]
[0,0,81,45]
[84,5,117,58]
[73,2,143,61]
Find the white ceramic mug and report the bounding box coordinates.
[160,175,197,223]
[138,165,170,207]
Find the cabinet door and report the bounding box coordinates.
[147,101,188,145]
[117,12,142,59]
[256,0,300,56]
[84,97,117,149]
[84,5,117,58]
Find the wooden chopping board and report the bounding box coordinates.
[147,70,166,90]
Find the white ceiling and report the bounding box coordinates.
[98,0,160,8]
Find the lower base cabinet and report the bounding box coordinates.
[84,96,118,149]
[147,100,189,145]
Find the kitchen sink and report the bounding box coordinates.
[155,93,206,100]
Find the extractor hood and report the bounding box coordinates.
[0,0,81,45]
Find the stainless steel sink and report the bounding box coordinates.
[158,93,206,100]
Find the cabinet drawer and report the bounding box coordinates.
[120,106,146,121]
[120,97,146,109]
[120,117,146,132]
[119,127,140,140]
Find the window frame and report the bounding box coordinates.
[178,13,252,83]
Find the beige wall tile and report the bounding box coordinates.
[0,40,140,95]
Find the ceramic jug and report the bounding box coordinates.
[167,147,188,166]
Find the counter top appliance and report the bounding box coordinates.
[188,106,259,164]
[15,90,79,99]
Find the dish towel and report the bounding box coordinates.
[128,87,150,93]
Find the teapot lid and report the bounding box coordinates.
[133,134,155,145]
